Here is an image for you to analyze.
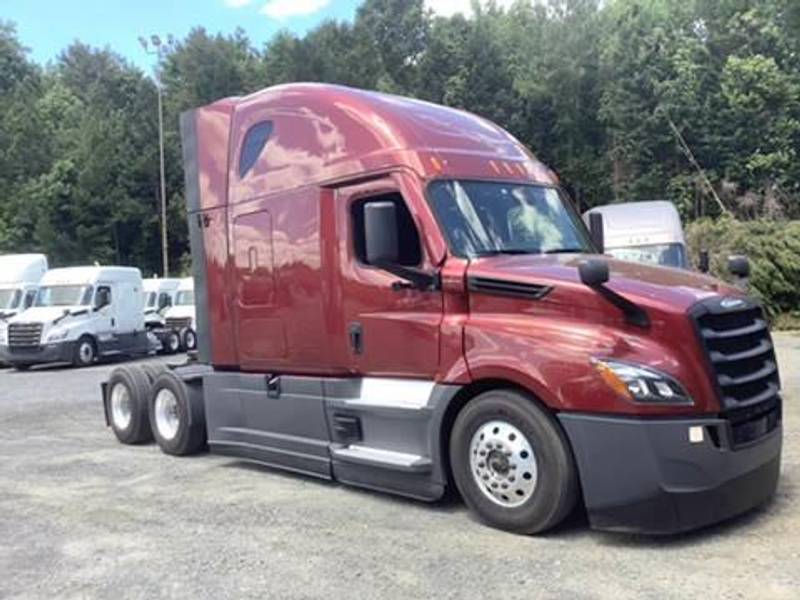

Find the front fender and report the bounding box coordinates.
[464,313,715,416]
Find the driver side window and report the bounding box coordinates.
[95,285,112,310]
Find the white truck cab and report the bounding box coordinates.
[582,201,688,269]
[159,277,197,353]
[142,278,181,329]
[0,254,48,319]
[0,266,149,370]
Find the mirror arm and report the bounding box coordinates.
[375,262,440,291]
[590,285,650,328]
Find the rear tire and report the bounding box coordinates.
[149,371,206,456]
[164,331,181,354]
[449,389,578,534]
[72,335,96,367]
[140,363,167,384]
[182,328,197,351]
[107,365,153,444]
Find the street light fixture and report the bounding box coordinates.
[139,34,170,277]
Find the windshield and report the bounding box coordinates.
[0,288,22,310]
[606,243,687,269]
[175,290,194,306]
[35,285,93,307]
[144,291,157,308]
[427,180,592,257]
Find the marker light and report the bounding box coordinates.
[593,359,693,405]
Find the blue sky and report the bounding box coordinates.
[3,0,363,72]
[4,0,494,73]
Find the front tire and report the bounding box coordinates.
[149,371,206,456]
[450,389,578,534]
[107,365,153,444]
[72,335,97,367]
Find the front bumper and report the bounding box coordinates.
[558,411,782,534]
[0,341,74,365]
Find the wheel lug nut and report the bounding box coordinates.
[510,464,517,470]
[478,462,485,468]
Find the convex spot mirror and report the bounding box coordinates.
[728,255,750,278]
[579,259,610,286]
[365,201,399,266]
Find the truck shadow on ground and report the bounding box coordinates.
[221,458,791,544]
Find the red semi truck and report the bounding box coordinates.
[103,84,782,534]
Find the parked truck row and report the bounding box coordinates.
[100,83,782,536]
[0,258,197,369]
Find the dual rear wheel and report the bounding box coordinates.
[107,364,205,455]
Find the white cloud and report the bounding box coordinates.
[260,0,330,19]
[425,0,517,18]
[224,0,252,7]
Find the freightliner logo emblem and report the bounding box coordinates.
[720,297,746,310]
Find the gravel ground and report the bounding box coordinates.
[1,336,799,600]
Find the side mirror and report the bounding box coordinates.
[698,249,710,273]
[579,259,610,286]
[588,212,604,253]
[365,201,399,266]
[728,255,750,278]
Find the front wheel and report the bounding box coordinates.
[449,389,578,534]
[72,336,97,367]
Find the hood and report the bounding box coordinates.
[467,254,740,315]
[8,306,89,324]
[165,305,195,319]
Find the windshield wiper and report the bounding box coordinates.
[543,248,586,254]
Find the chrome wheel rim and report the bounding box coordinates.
[79,341,94,364]
[154,389,180,440]
[109,383,132,430]
[470,420,538,507]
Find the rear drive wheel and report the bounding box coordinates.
[182,328,197,351]
[107,365,152,444]
[164,330,181,354]
[72,335,96,367]
[140,363,167,384]
[149,372,206,456]
[449,389,578,534]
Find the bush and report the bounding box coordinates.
[684,217,800,325]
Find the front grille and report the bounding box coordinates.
[690,297,781,446]
[165,317,192,330]
[8,322,43,347]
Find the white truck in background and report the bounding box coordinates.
[142,278,181,330]
[0,254,48,319]
[160,277,197,353]
[582,201,689,269]
[0,266,150,370]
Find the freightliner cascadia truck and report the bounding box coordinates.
[102,84,782,535]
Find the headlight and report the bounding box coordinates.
[593,359,693,405]
[46,327,69,342]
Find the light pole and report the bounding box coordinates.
[139,34,172,277]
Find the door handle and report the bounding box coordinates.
[348,322,363,355]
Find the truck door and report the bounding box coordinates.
[335,174,443,378]
[93,283,116,352]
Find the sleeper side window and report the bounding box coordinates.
[352,192,422,267]
[239,121,273,178]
